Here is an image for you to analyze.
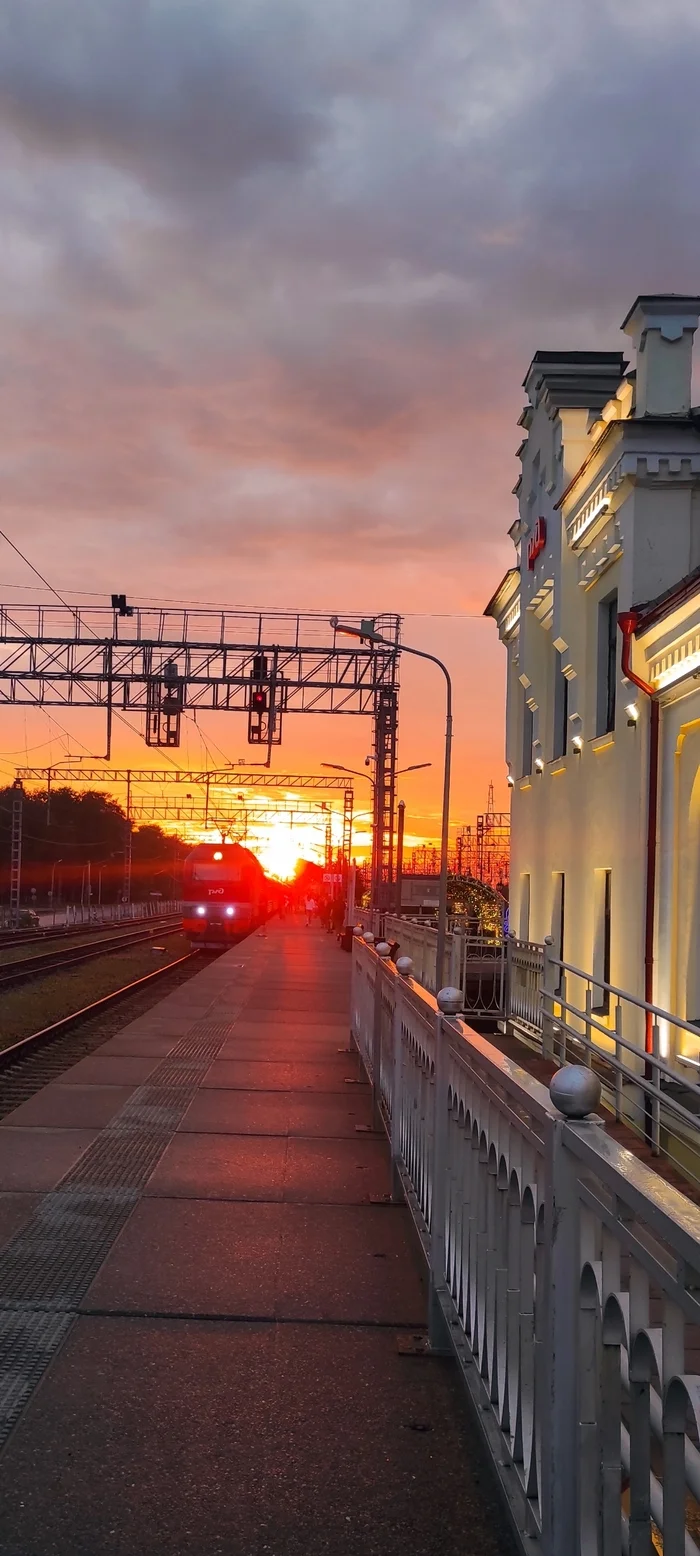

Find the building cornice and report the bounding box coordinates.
[484,568,520,640]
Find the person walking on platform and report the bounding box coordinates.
[305,895,317,926]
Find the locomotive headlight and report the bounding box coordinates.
[213,851,223,861]
[196,906,207,917]
[225,906,235,917]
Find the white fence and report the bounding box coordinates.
[358,911,506,1016]
[352,933,700,1556]
[0,900,182,930]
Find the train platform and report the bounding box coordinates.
[0,919,513,1556]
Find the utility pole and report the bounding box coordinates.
[395,799,405,915]
[9,780,23,929]
[123,770,132,906]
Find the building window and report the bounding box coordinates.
[519,874,531,941]
[553,655,568,759]
[521,700,533,777]
[597,591,618,736]
[552,872,565,993]
[592,869,612,1014]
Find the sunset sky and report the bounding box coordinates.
[1,0,700,861]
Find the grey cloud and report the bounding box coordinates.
[0,0,700,608]
[0,0,325,194]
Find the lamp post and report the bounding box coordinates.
[49,858,63,925]
[330,618,452,990]
[321,760,431,913]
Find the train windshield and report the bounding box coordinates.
[191,862,243,882]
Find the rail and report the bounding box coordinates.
[0,919,183,990]
[351,933,700,1555]
[506,937,700,1186]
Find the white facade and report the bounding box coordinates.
[486,295,700,1061]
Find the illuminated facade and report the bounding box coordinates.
[486,294,700,1052]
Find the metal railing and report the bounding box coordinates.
[351,934,700,1556]
[506,937,700,1187]
[358,912,506,1017]
[0,900,182,930]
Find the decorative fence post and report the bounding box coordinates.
[542,936,557,1062]
[541,1068,602,1555]
[428,987,461,1350]
[392,956,413,1202]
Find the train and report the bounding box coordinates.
[182,841,272,948]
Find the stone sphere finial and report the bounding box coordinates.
[549,1065,601,1119]
[362,931,374,944]
[437,986,463,1015]
[396,956,413,978]
[376,941,391,958]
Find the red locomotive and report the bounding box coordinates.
[182,841,270,948]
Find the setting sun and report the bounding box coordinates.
[252,823,310,882]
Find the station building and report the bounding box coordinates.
[486,294,700,1059]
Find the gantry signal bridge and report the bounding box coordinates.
[15,767,355,895]
[16,768,355,790]
[5,603,400,903]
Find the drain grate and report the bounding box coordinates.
[0,1015,234,1446]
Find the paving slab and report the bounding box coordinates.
[179,1089,373,1137]
[217,1035,353,1061]
[53,1054,162,1087]
[0,1085,137,1130]
[82,1198,424,1324]
[82,1199,285,1317]
[145,1134,288,1201]
[201,1058,355,1092]
[0,1192,41,1252]
[274,1204,425,1323]
[0,1318,514,1556]
[243,1009,350,1025]
[283,1137,391,1203]
[83,1033,180,1058]
[0,1127,97,1191]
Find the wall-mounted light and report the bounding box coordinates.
[535,757,544,775]
[626,702,639,727]
[572,734,583,754]
[507,775,515,788]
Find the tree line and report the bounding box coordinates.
[0,786,190,905]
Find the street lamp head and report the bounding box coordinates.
[329,617,388,646]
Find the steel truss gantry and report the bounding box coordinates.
[17,768,355,790]
[17,767,356,872]
[7,604,400,905]
[127,801,339,824]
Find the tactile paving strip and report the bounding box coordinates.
[0,1016,236,1446]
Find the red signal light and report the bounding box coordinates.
[251,688,267,712]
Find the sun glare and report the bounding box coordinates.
[254,824,311,882]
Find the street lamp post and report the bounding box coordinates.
[330,618,452,991]
[50,858,63,925]
[396,799,406,915]
[321,760,431,915]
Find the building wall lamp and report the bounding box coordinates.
[626,702,640,727]
[572,734,583,753]
[535,757,544,774]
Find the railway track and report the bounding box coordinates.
[0,920,183,990]
[0,950,203,1120]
